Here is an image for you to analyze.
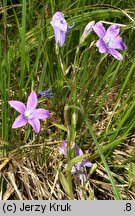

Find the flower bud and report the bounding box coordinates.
[79,21,95,44]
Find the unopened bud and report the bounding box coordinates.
[79,21,95,44]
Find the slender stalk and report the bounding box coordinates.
[17,129,22,161]
[20,0,26,99]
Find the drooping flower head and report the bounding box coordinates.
[93,22,127,60]
[58,141,92,181]
[8,91,50,133]
[50,11,73,47]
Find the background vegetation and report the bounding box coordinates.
[0,0,135,200]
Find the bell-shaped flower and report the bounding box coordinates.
[93,21,127,60]
[8,91,50,133]
[58,141,92,181]
[50,11,73,47]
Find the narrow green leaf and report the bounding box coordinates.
[52,123,67,131]
[59,173,74,199]
[66,153,90,171]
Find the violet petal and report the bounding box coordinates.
[51,18,68,32]
[27,91,37,111]
[12,114,27,128]
[59,31,67,47]
[108,48,123,60]
[62,140,67,148]
[58,140,67,156]
[53,27,67,47]
[33,109,50,119]
[74,144,83,156]
[28,118,40,133]
[75,162,82,170]
[83,159,93,167]
[93,21,106,38]
[110,36,128,50]
[106,24,120,38]
[8,101,26,114]
[58,146,67,156]
[51,12,64,24]
[50,11,70,47]
[96,39,108,53]
[71,166,77,173]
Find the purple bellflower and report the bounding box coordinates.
[8,91,50,133]
[50,11,73,47]
[93,22,127,60]
[58,141,92,181]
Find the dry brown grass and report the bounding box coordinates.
[0,135,134,200]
